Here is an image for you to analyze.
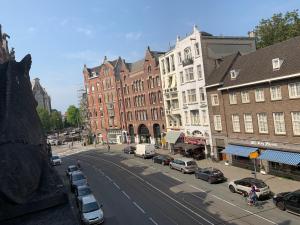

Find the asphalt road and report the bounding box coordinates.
[55,148,300,225]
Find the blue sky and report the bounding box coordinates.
[0,0,298,112]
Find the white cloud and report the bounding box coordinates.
[125,32,142,41]
[76,27,94,37]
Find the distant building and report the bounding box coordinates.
[0,24,10,63]
[31,78,52,113]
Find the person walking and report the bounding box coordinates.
[107,144,110,152]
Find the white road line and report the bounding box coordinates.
[133,201,145,214]
[189,185,206,192]
[105,175,112,182]
[149,217,158,225]
[113,182,120,189]
[171,176,183,182]
[122,191,131,200]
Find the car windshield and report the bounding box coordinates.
[78,188,92,196]
[253,180,267,188]
[187,161,197,166]
[82,202,99,213]
[73,174,85,181]
[69,166,78,172]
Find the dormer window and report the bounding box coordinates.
[91,71,97,77]
[272,58,283,71]
[230,69,239,80]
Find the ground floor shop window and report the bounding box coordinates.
[269,162,300,181]
[232,155,258,171]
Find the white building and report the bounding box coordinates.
[159,25,256,156]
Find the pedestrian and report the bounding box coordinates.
[77,159,81,170]
[107,144,110,152]
[248,185,257,205]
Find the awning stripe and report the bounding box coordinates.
[165,131,182,144]
[258,150,300,166]
[221,144,258,157]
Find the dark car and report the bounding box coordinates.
[66,165,79,177]
[70,171,88,192]
[195,168,226,183]
[75,185,93,206]
[273,190,300,215]
[123,146,136,154]
[152,155,174,165]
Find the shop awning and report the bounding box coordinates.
[258,150,300,166]
[221,145,258,157]
[165,131,182,144]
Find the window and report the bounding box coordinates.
[270,86,282,100]
[180,71,184,84]
[201,110,207,125]
[273,112,286,134]
[255,88,265,102]
[190,110,200,125]
[288,82,300,98]
[214,115,222,131]
[184,47,192,60]
[185,67,194,81]
[257,113,268,134]
[170,54,175,71]
[232,114,240,132]
[229,92,237,104]
[199,88,206,103]
[161,59,166,74]
[187,89,197,103]
[211,94,219,106]
[177,52,182,64]
[197,64,202,80]
[272,58,283,71]
[185,111,189,124]
[182,91,186,104]
[241,91,250,103]
[291,112,300,135]
[230,70,239,80]
[244,114,253,133]
[194,42,200,56]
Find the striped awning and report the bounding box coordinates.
[221,145,258,157]
[258,150,300,166]
[165,131,182,144]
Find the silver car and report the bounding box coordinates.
[79,195,104,225]
[169,158,198,173]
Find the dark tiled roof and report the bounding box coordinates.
[206,53,240,86]
[127,59,144,73]
[222,36,300,88]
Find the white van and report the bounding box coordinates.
[135,144,156,159]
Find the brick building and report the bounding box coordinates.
[122,47,166,144]
[206,37,300,180]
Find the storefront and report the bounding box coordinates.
[107,129,122,144]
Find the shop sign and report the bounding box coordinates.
[250,141,278,148]
[185,136,206,145]
[249,151,259,159]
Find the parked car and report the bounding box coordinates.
[169,158,198,173]
[51,155,62,166]
[123,146,136,154]
[79,195,104,225]
[195,167,226,183]
[228,177,270,199]
[135,144,156,159]
[66,165,79,177]
[70,171,88,192]
[48,139,60,146]
[273,190,300,215]
[75,185,93,206]
[152,155,174,165]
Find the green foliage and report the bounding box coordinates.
[255,10,300,48]
[50,109,63,130]
[37,107,51,132]
[37,107,63,132]
[66,105,82,127]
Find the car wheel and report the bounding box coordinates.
[162,161,165,166]
[170,165,173,169]
[229,185,236,193]
[242,191,248,197]
[277,201,286,211]
[181,169,185,174]
[208,178,212,184]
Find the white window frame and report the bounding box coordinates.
[255,88,265,102]
[244,113,253,133]
[177,52,182,64]
[273,112,286,135]
[199,88,206,103]
[194,42,200,56]
[182,91,186,104]
[211,94,219,106]
[187,89,197,103]
[270,86,282,100]
[197,64,203,80]
[214,115,222,131]
[201,109,208,125]
[232,114,240,132]
[185,67,194,81]
[241,91,250,103]
[291,112,300,135]
[257,113,268,134]
[229,92,237,104]
[180,71,184,84]
[190,110,200,125]
[288,82,300,99]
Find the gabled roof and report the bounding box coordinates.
[221,36,300,89]
[127,59,144,73]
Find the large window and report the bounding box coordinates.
[214,115,222,131]
[185,67,194,81]
[255,88,265,102]
[229,92,237,104]
[211,94,219,106]
[194,42,200,56]
[177,52,182,65]
[291,112,300,135]
[288,82,300,98]
[190,110,200,125]
[257,113,268,134]
[270,86,282,100]
[241,91,250,103]
[244,114,253,133]
[273,112,286,135]
[182,91,186,104]
[199,88,206,103]
[187,89,197,103]
[197,64,202,80]
[232,114,240,132]
[184,47,192,60]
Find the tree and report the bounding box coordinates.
[66,105,82,127]
[37,107,51,132]
[254,10,300,48]
[50,109,63,131]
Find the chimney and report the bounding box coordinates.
[103,56,107,63]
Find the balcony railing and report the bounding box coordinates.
[182,58,194,67]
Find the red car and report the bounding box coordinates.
[152,155,174,165]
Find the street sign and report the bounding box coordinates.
[249,151,259,159]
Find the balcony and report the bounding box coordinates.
[182,58,194,67]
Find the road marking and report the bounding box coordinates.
[105,175,112,182]
[133,201,145,214]
[113,182,120,189]
[189,185,206,192]
[122,191,131,200]
[149,217,158,225]
[171,176,183,182]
